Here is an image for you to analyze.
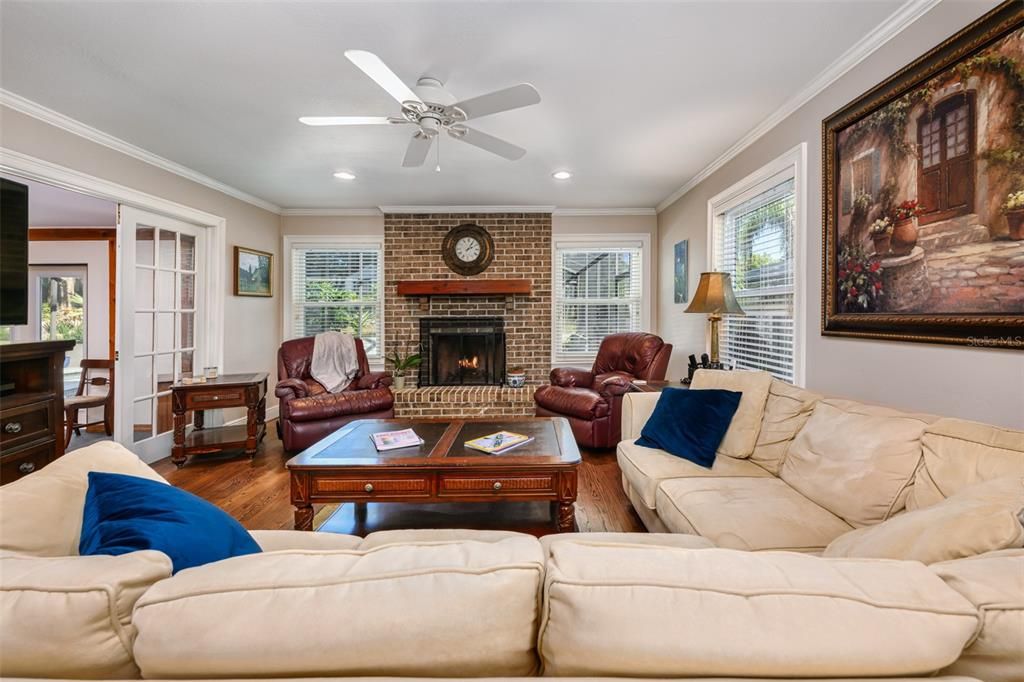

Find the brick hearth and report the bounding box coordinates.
[393,386,535,419]
[384,212,553,384]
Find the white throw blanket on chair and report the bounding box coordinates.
[311,331,360,393]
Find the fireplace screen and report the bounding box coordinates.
[419,317,506,386]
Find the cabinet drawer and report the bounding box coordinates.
[185,390,244,410]
[1,441,54,484]
[312,475,430,499]
[438,473,557,497]
[1,401,53,450]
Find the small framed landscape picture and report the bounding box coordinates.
[674,239,688,303]
[234,246,273,297]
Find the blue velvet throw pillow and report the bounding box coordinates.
[79,472,260,573]
[636,388,742,468]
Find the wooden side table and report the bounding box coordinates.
[171,372,268,468]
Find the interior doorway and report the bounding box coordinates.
[0,173,117,452]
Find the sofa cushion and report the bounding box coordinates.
[635,388,741,467]
[824,476,1024,564]
[359,528,526,549]
[248,529,364,552]
[934,549,1024,682]
[539,543,978,678]
[0,441,167,557]
[0,550,172,680]
[910,417,1024,510]
[655,476,853,552]
[617,438,771,509]
[539,531,714,556]
[80,472,261,573]
[132,537,544,678]
[781,399,936,527]
[689,369,772,459]
[750,379,822,474]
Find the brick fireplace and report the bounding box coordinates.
[384,212,552,417]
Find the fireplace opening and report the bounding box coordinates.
[419,317,505,386]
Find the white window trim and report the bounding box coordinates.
[550,232,653,367]
[282,234,386,371]
[706,143,807,386]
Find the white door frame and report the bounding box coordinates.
[0,147,226,461]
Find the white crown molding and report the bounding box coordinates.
[0,146,225,227]
[378,205,556,214]
[552,208,656,216]
[1,89,283,215]
[655,0,942,213]
[280,208,383,216]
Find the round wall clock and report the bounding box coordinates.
[441,223,495,276]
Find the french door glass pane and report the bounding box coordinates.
[134,355,153,397]
[158,231,176,269]
[136,269,154,309]
[136,228,155,266]
[180,234,195,270]
[180,273,195,309]
[133,399,153,442]
[135,312,154,352]
[156,271,175,309]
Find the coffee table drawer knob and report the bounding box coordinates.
[493,481,502,491]
[364,483,374,493]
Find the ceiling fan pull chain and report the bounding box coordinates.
[435,133,442,173]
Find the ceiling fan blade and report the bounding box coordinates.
[344,50,422,105]
[403,132,434,167]
[451,84,540,121]
[449,126,526,161]
[298,116,396,126]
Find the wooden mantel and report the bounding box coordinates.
[397,279,532,297]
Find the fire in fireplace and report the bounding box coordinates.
[418,317,505,386]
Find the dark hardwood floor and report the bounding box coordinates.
[152,419,645,536]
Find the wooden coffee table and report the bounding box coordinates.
[286,417,581,533]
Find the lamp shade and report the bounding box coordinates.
[685,272,745,315]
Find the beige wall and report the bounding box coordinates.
[280,213,384,237]
[657,0,1023,429]
[1,105,283,417]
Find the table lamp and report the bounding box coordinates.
[684,271,744,369]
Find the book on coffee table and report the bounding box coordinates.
[370,428,424,451]
[465,430,534,454]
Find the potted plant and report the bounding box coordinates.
[384,347,422,390]
[837,241,885,313]
[1002,189,1024,241]
[506,366,526,388]
[867,217,893,256]
[890,199,925,256]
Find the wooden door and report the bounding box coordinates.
[918,93,975,226]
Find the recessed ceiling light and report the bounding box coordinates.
[333,170,357,180]
[552,170,573,180]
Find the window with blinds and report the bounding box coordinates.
[289,244,382,357]
[554,243,643,358]
[713,175,796,383]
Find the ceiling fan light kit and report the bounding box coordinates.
[300,50,541,170]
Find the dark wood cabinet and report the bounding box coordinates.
[0,340,75,483]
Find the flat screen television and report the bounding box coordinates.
[1,178,29,326]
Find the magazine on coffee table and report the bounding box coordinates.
[464,430,534,454]
[370,428,424,451]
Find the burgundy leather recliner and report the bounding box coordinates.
[275,336,395,452]
[534,333,672,449]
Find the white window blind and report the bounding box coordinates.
[554,244,643,357]
[713,176,796,382]
[289,244,382,357]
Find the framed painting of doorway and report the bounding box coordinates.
[822,1,1023,349]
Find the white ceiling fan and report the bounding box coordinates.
[300,50,541,169]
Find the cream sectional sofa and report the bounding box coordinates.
[0,439,1020,681]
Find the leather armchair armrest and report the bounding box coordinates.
[550,367,594,388]
[275,378,310,401]
[356,371,393,390]
[593,371,635,398]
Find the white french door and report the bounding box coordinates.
[116,207,206,461]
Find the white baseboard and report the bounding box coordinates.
[224,403,279,427]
